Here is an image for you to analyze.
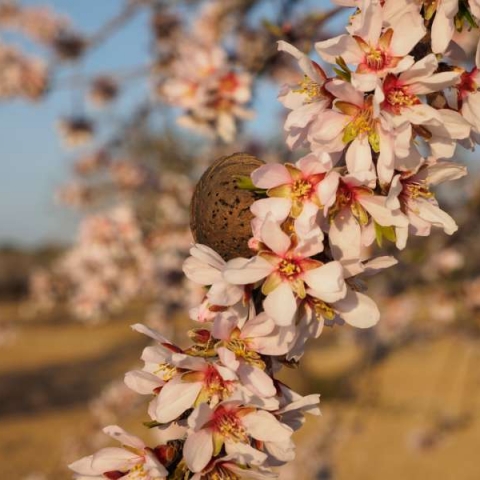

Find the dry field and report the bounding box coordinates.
[0,301,479,480]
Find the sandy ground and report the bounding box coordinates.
[0,301,479,480]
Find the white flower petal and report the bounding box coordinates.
[242,411,293,442]
[155,380,203,423]
[124,370,162,395]
[90,447,138,472]
[303,261,347,303]
[251,164,291,189]
[184,429,214,473]
[334,290,380,328]
[103,425,145,449]
[263,282,297,326]
[223,255,273,285]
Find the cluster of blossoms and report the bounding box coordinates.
[70,321,320,478]
[33,143,199,322]
[0,1,87,101]
[31,205,201,321]
[65,0,480,477]
[0,2,69,45]
[155,2,254,143]
[0,43,48,100]
[35,206,157,319]
[57,154,161,208]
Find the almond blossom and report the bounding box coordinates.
[183,244,246,307]
[69,426,168,479]
[277,40,333,150]
[307,80,397,182]
[316,0,424,92]
[326,170,408,252]
[159,41,253,143]
[250,156,337,221]
[387,158,467,248]
[183,401,293,473]
[224,214,347,327]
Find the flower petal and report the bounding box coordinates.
[251,164,291,189]
[155,379,203,423]
[242,411,293,442]
[184,429,214,473]
[223,255,273,285]
[263,282,297,326]
[303,261,347,303]
[334,290,380,328]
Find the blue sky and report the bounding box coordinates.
[0,0,339,247]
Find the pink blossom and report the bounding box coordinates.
[68,426,167,479]
[277,40,332,150]
[386,159,467,248]
[224,215,346,327]
[184,401,293,472]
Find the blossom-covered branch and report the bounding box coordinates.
[68,0,480,477]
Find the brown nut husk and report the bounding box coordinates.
[190,152,264,261]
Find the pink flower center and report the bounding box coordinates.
[365,47,388,71]
[330,181,372,225]
[211,406,248,442]
[278,258,303,279]
[382,76,419,114]
[335,182,355,208]
[401,178,433,205]
[458,69,478,101]
[219,72,240,94]
[204,366,232,399]
[291,178,314,200]
[294,75,325,102]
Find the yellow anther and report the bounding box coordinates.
[294,75,323,102]
[405,181,433,200]
[387,89,417,109]
[279,259,301,277]
[312,299,336,321]
[225,339,265,370]
[154,363,177,381]
[129,463,147,479]
[292,179,313,199]
[366,48,385,70]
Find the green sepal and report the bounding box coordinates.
[234,175,266,194]
[143,420,162,428]
[213,431,224,456]
[262,20,284,37]
[334,56,351,82]
[457,1,478,30]
[374,222,397,247]
[351,201,369,226]
[333,67,350,82]
[369,131,380,153]
[342,123,357,145]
